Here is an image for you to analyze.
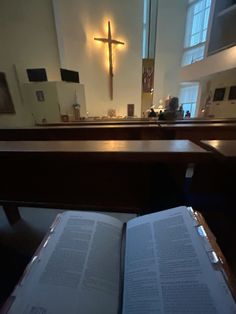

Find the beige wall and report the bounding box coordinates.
[53,0,143,117]
[0,0,60,126]
[153,0,188,107]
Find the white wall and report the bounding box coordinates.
[181,46,236,82]
[153,0,188,106]
[22,82,87,123]
[53,0,143,117]
[200,68,236,118]
[0,0,60,127]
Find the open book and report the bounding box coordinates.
[3,206,236,314]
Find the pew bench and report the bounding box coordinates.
[0,140,211,225]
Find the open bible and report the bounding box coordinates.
[3,206,236,314]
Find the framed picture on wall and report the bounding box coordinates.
[142,59,154,93]
[0,72,15,113]
[213,88,226,101]
[35,90,45,102]
[228,86,236,100]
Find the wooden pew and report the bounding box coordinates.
[201,140,236,160]
[36,117,236,126]
[0,125,174,141]
[187,140,236,272]
[0,140,211,224]
[1,120,236,142]
[160,123,236,141]
[185,140,236,208]
[158,118,236,124]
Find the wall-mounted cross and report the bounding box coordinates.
[94,21,125,100]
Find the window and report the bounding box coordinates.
[182,0,212,66]
[142,0,158,58]
[142,0,150,58]
[179,83,199,117]
[182,45,205,66]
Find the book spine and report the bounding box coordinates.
[118,223,127,314]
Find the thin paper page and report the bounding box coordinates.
[123,206,236,314]
[8,211,123,314]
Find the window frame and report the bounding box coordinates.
[182,0,212,66]
[179,83,200,118]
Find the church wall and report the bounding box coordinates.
[199,68,236,118]
[180,46,236,83]
[53,0,143,117]
[0,0,60,127]
[153,0,188,107]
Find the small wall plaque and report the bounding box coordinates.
[127,104,134,117]
[35,90,45,102]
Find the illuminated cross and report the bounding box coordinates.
[94,21,125,100]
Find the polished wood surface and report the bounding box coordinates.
[161,123,236,141]
[0,140,210,221]
[36,117,236,126]
[0,125,171,141]
[1,121,236,142]
[160,122,236,128]
[0,140,210,163]
[0,140,207,153]
[201,140,236,158]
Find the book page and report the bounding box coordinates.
[8,211,123,314]
[123,206,236,314]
